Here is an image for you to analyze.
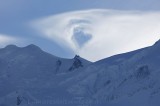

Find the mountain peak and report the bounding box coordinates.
[69,57,83,71]
[5,44,19,50]
[24,44,41,50]
[74,55,80,59]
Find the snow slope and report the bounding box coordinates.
[66,40,160,106]
[1,40,160,106]
[0,44,91,106]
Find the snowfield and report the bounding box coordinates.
[1,40,160,106]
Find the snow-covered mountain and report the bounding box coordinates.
[66,40,160,106]
[0,44,91,74]
[1,40,160,106]
[0,44,91,106]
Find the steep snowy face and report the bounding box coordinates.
[66,40,160,106]
[0,44,92,106]
[0,44,91,90]
[1,40,160,106]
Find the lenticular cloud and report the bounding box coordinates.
[31,9,160,61]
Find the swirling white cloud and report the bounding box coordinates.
[31,9,160,61]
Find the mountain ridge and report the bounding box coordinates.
[0,41,160,106]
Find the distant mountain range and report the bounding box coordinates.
[0,40,160,106]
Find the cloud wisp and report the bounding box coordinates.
[0,34,23,47]
[31,9,160,61]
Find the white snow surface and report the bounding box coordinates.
[1,40,160,106]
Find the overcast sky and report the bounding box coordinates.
[0,0,160,61]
